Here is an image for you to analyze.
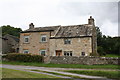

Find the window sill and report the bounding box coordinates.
[39,41,48,43]
[23,42,30,44]
[64,44,71,45]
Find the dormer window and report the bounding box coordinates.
[64,38,71,44]
[24,36,29,43]
[40,35,47,42]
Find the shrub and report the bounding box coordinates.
[3,53,43,62]
[97,46,106,56]
[90,52,99,56]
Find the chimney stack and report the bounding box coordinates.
[29,23,34,29]
[88,16,95,25]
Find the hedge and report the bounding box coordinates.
[3,53,43,62]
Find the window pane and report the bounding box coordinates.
[81,52,85,56]
[42,37,46,41]
[40,50,46,56]
[23,50,29,54]
[24,36,29,43]
[70,51,72,56]
[64,39,71,44]
[67,53,69,56]
[64,51,67,56]
[25,38,28,42]
[41,35,47,42]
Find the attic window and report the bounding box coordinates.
[64,38,71,44]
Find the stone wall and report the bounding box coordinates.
[49,56,119,65]
[19,32,51,55]
[50,37,92,56]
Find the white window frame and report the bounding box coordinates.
[23,50,29,54]
[40,50,46,56]
[64,38,71,44]
[40,35,47,42]
[64,51,72,56]
[24,36,29,43]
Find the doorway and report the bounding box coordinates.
[56,50,62,56]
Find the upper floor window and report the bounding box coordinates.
[40,50,46,56]
[64,38,71,44]
[24,36,29,43]
[64,51,72,56]
[23,50,29,54]
[40,35,47,42]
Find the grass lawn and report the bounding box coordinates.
[31,69,89,80]
[64,70,120,79]
[2,68,58,78]
[2,61,119,69]
[100,54,120,57]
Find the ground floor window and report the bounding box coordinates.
[40,50,46,56]
[81,52,85,56]
[23,50,29,54]
[64,51,72,56]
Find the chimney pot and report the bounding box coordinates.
[88,16,95,25]
[29,23,34,29]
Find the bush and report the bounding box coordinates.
[90,52,99,56]
[3,53,43,62]
[97,46,106,56]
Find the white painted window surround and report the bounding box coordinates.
[40,50,46,56]
[24,36,29,43]
[23,50,29,54]
[40,35,47,42]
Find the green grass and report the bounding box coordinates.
[101,54,120,57]
[31,69,91,80]
[2,61,119,69]
[64,70,120,79]
[2,68,58,78]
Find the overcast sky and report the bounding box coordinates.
[0,0,119,37]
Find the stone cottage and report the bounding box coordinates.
[19,16,98,56]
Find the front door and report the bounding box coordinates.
[56,50,62,56]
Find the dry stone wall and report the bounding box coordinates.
[49,56,119,65]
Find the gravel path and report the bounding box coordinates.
[1,64,113,80]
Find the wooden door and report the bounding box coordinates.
[56,50,62,56]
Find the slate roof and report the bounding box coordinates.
[54,25,93,38]
[3,34,19,42]
[22,24,93,38]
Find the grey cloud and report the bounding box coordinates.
[0,0,118,36]
[59,2,118,25]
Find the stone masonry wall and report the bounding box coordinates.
[50,37,92,56]
[19,32,51,55]
[49,56,119,65]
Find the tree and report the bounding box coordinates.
[96,26,120,55]
[96,27,102,46]
[1,25,22,37]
